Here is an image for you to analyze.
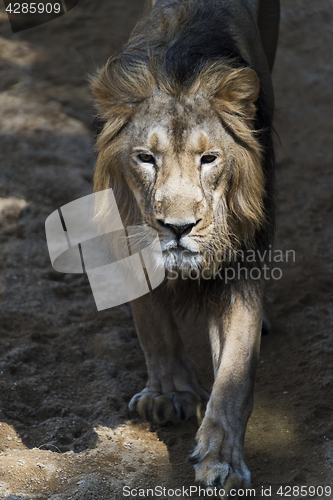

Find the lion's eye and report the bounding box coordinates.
[201,154,217,164]
[138,153,155,164]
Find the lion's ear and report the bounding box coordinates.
[90,57,155,125]
[216,67,260,119]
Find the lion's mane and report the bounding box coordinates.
[91,0,275,311]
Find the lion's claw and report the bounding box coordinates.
[190,445,251,500]
[129,390,203,425]
[221,474,252,499]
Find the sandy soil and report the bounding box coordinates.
[0,0,332,499]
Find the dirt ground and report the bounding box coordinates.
[0,0,332,499]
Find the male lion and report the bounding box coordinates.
[91,0,279,495]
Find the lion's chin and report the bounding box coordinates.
[162,248,203,273]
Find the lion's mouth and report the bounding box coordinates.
[163,245,199,256]
[160,235,200,253]
[163,240,188,251]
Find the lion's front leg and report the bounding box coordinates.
[129,294,208,425]
[191,295,262,497]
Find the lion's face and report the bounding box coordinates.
[118,92,252,271]
[93,62,265,273]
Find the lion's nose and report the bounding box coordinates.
[157,219,201,237]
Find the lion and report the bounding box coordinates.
[91,0,280,496]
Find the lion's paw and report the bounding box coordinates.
[129,390,203,425]
[190,450,251,499]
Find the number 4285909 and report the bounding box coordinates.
[5,3,61,14]
[277,485,332,497]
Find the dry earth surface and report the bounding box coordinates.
[0,0,332,499]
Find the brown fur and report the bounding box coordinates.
[91,0,279,494]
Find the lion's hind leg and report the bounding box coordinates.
[129,294,208,425]
[262,310,271,335]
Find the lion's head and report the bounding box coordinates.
[91,47,267,276]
